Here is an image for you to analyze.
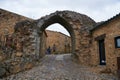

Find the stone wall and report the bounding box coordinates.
[91,16,120,75]
[46,30,71,54]
[0,20,35,77]
[0,9,47,78]
[0,9,32,35]
[0,9,36,77]
[39,31,47,57]
[0,19,48,78]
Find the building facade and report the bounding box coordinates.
[46,30,71,54]
[91,14,120,75]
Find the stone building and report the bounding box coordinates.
[90,13,120,75]
[46,30,71,54]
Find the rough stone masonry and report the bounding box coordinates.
[0,10,96,78]
[1,8,120,79]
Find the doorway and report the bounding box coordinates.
[98,39,106,65]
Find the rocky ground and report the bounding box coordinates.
[1,54,118,80]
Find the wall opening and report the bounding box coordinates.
[45,23,71,54]
[98,39,106,65]
[38,15,76,56]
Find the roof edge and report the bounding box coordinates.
[91,13,120,32]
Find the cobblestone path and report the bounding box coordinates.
[2,54,118,80]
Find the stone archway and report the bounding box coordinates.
[37,14,76,56]
[35,11,96,61]
[13,10,96,65]
[0,10,97,77]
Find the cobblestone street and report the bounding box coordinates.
[1,54,118,80]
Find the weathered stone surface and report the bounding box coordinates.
[0,9,32,35]
[0,67,6,78]
[24,62,34,70]
[36,11,96,65]
[0,10,97,77]
[0,54,6,62]
[0,8,119,79]
[14,20,36,55]
[15,52,23,57]
[0,9,36,77]
[10,64,21,74]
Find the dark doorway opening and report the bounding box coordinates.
[117,57,120,78]
[98,39,106,65]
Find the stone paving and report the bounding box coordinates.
[1,54,118,80]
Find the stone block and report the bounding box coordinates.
[15,52,23,57]
[24,62,34,70]
[0,54,6,62]
[0,67,6,78]
[10,64,21,74]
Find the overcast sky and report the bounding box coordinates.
[0,0,120,36]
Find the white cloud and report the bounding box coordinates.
[0,0,120,35]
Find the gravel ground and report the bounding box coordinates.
[1,54,118,80]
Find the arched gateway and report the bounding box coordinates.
[14,10,96,65]
[36,11,96,59]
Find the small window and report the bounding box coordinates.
[115,36,120,48]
